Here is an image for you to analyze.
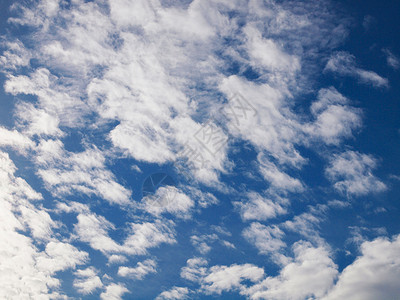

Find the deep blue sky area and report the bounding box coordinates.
[0,1,399,299]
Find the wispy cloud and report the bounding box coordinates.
[325,51,389,87]
[383,48,400,70]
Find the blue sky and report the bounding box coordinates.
[0,0,399,299]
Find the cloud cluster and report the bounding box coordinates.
[0,0,393,298]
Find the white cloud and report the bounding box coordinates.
[323,235,400,300]
[235,191,288,221]
[141,186,195,219]
[36,241,88,274]
[219,75,305,169]
[202,264,265,295]
[180,258,265,296]
[325,51,389,87]
[108,255,128,265]
[190,234,218,255]
[382,48,400,69]
[245,242,338,300]
[258,157,304,193]
[74,213,176,256]
[243,222,286,256]
[243,24,300,74]
[123,220,176,255]
[2,0,356,193]
[4,68,89,129]
[325,150,387,196]
[156,286,190,300]
[100,283,129,300]
[118,259,157,280]
[35,140,131,205]
[0,39,31,70]
[0,151,85,299]
[184,186,219,209]
[15,102,63,137]
[283,205,327,244]
[0,1,392,299]
[0,126,34,152]
[73,267,103,295]
[306,87,362,145]
[180,257,208,282]
[221,240,236,249]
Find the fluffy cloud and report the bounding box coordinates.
[141,186,195,219]
[202,264,265,295]
[0,151,86,299]
[323,235,400,300]
[235,192,288,222]
[180,257,264,296]
[100,283,129,300]
[0,40,31,70]
[325,150,387,196]
[35,140,132,205]
[73,267,103,295]
[118,259,157,280]
[180,257,208,282]
[0,126,34,152]
[190,234,218,255]
[245,242,338,300]
[242,222,286,256]
[74,212,176,256]
[306,87,362,145]
[0,0,396,299]
[156,286,190,300]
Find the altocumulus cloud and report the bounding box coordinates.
[0,0,398,299]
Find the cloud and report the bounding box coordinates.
[73,267,103,295]
[245,242,338,300]
[235,191,288,222]
[0,151,86,299]
[242,222,286,256]
[14,102,64,137]
[382,48,400,69]
[283,204,328,244]
[100,283,129,300]
[0,39,31,70]
[141,186,195,219]
[180,257,208,282]
[324,51,389,87]
[74,212,176,256]
[4,68,89,129]
[306,87,362,145]
[108,255,128,265]
[325,150,387,196]
[323,235,400,300]
[202,264,265,295]
[258,156,304,193]
[0,0,393,298]
[35,140,132,205]
[190,234,218,255]
[180,257,265,296]
[362,15,375,31]
[184,186,219,209]
[243,24,300,74]
[36,241,88,274]
[156,286,190,300]
[2,0,355,192]
[0,126,34,152]
[118,259,157,280]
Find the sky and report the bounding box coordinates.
[0,0,399,299]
